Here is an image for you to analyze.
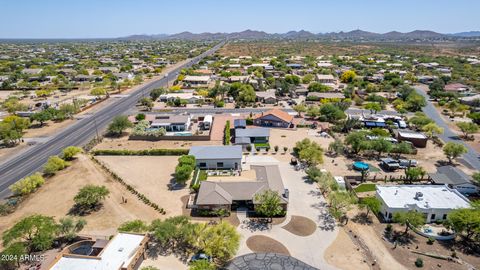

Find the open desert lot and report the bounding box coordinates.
[95,155,190,218]
[0,154,162,238]
[94,136,221,151]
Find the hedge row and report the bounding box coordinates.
[91,157,166,215]
[92,149,189,156]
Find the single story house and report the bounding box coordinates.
[255,90,277,104]
[98,67,120,73]
[49,232,148,270]
[429,166,479,195]
[158,93,203,104]
[316,74,337,86]
[396,130,428,148]
[253,109,294,128]
[150,115,191,132]
[183,75,211,86]
[189,145,243,170]
[459,94,480,107]
[195,164,288,211]
[376,185,470,223]
[234,127,270,149]
[444,83,470,95]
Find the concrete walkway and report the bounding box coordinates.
[236,160,339,270]
[414,84,480,170]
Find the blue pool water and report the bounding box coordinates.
[353,161,369,171]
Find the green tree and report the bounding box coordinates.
[294,138,324,165]
[391,142,413,158]
[140,97,154,111]
[446,207,480,241]
[408,112,433,129]
[473,172,480,185]
[359,197,381,217]
[328,139,345,156]
[175,165,193,184]
[456,122,479,138]
[308,82,331,92]
[254,190,284,221]
[364,102,382,114]
[422,123,444,138]
[370,138,393,159]
[178,155,196,167]
[118,220,149,233]
[319,103,346,123]
[393,211,426,234]
[405,93,426,112]
[443,142,468,164]
[58,217,86,241]
[30,110,52,126]
[74,185,110,210]
[9,173,45,196]
[197,222,240,264]
[302,74,314,84]
[237,84,256,104]
[150,216,194,249]
[150,88,167,101]
[285,74,300,85]
[90,87,107,97]
[43,156,69,175]
[328,191,357,220]
[107,115,133,136]
[2,214,58,252]
[468,112,480,125]
[189,260,215,270]
[404,166,426,184]
[61,146,83,160]
[1,242,26,268]
[293,103,307,117]
[345,131,369,155]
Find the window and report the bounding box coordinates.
[430,214,436,221]
[443,214,447,220]
[199,162,206,168]
[217,162,224,168]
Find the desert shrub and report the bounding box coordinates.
[415,258,423,268]
[43,156,70,175]
[9,173,45,196]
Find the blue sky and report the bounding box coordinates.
[1,0,479,38]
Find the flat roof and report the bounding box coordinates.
[376,185,470,210]
[183,75,211,82]
[50,233,146,270]
[397,130,427,139]
[189,145,242,160]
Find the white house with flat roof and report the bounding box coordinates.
[49,232,148,270]
[376,185,470,223]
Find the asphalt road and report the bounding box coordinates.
[0,42,224,199]
[414,85,480,170]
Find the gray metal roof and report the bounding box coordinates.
[189,145,242,160]
[235,128,270,138]
[429,166,472,186]
[234,137,251,144]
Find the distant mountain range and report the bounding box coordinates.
[118,29,480,41]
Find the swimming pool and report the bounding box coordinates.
[353,161,369,171]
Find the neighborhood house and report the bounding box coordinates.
[253,109,294,128]
[376,185,470,223]
[189,145,243,170]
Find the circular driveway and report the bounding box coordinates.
[226,253,319,270]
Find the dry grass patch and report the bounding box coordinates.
[246,235,290,255]
[281,215,317,237]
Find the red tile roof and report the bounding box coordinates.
[254,109,294,123]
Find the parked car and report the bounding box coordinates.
[380,158,400,171]
[191,253,212,262]
[398,159,418,168]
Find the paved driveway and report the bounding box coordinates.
[236,160,339,270]
[414,85,480,170]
